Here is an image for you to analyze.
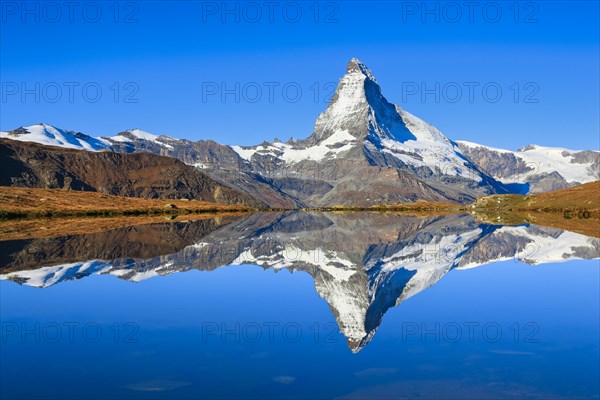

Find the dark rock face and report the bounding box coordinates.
[0,139,264,207]
[525,172,571,193]
[569,150,600,166]
[457,143,533,180]
[108,134,246,170]
[269,177,334,199]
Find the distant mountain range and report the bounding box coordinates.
[1,59,598,206]
[0,139,263,207]
[457,141,599,193]
[2,212,598,352]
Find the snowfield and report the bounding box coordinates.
[0,123,109,151]
[457,140,599,184]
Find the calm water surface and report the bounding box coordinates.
[1,212,599,399]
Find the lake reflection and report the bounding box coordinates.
[1,212,599,399]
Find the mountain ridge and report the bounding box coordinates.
[2,59,598,206]
[0,139,264,207]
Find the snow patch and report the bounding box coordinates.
[232,130,357,164]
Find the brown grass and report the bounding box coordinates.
[472,181,600,213]
[330,182,600,236]
[470,181,600,238]
[1,183,598,240]
[0,186,256,218]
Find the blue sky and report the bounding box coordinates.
[1,0,598,150]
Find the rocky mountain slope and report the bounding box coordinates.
[0,139,264,207]
[104,131,299,208]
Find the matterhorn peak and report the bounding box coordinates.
[310,58,408,143]
[345,58,377,82]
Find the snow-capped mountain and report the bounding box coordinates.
[230,58,504,205]
[2,59,598,205]
[0,123,109,151]
[457,141,599,193]
[1,138,263,206]
[2,212,598,352]
[1,125,296,207]
[101,129,176,152]
[234,59,484,181]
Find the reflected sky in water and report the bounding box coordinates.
[1,212,599,399]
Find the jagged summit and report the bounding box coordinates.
[345,58,377,82]
[229,59,513,204]
[310,58,415,144]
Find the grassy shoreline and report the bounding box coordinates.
[0,187,258,220]
[1,183,598,234]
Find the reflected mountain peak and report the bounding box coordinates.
[1,212,598,352]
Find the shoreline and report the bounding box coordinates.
[1,184,598,239]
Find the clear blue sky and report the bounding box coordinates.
[1,1,598,150]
